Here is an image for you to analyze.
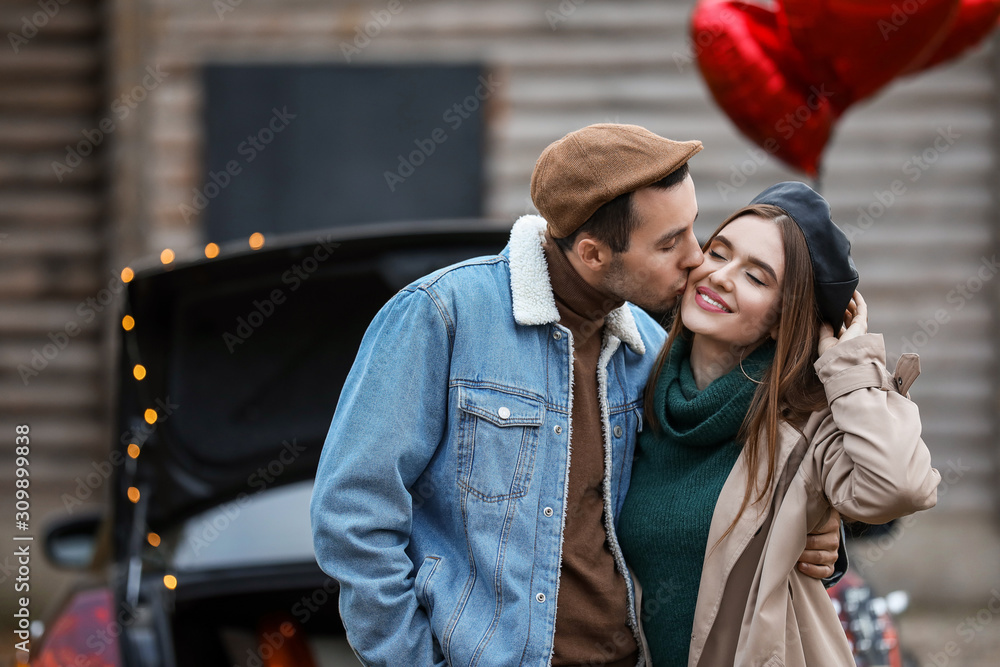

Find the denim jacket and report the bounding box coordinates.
[310,215,666,666]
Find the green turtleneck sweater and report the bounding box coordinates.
[618,336,774,666]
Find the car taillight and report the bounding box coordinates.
[32,588,122,667]
[256,612,317,667]
[884,621,903,667]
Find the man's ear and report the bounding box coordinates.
[574,235,612,272]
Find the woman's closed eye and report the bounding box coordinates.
[710,249,765,285]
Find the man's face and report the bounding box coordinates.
[600,175,704,315]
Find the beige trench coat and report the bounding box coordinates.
[675,333,941,667]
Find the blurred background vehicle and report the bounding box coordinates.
[828,568,915,667]
[33,224,510,667]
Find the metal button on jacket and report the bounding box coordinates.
[543,507,554,517]
[553,425,563,434]
[613,424,623,438]
[497,406,511,420]
[536,593,546,603]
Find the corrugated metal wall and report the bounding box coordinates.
[0,2,107,488]
[109,0,998,603]
[0,0,110,611]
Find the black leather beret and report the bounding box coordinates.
[749,181,859,328]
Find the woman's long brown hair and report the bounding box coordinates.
[643,204,829,541]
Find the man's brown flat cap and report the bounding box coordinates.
[530,123,703,238]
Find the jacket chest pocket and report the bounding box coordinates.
[456,385,542,502]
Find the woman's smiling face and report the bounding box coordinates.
[681,214,786,352]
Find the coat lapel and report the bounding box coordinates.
[688,420,807,665]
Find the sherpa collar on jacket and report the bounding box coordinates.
[506,214,646,355]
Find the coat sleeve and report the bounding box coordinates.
[309,286,450,667]
[806,333,941,525]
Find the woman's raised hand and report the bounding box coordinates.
[818,290,868,356]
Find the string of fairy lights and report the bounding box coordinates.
[116,232,267,592]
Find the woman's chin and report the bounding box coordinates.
[684,320,741,351]
[680,304,718,336]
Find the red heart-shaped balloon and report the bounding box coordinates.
[692,0,1000,175]
[916,0,1000,70]
[693,0,837,176]
[781,0,961,110]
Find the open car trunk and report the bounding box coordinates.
[116,221,509,536]
[110,221,509,667]
[169,563,355,667]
